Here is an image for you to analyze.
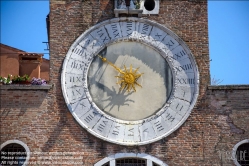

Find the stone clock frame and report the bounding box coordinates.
[61,17,199,146]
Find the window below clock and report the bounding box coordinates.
[232,139,249,166]
[94,153,168,166]
[0,140,30,166]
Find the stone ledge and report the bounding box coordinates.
[208,85,249,90]
[0,84,53,90]
[114,9,143,17]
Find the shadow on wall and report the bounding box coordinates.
[40,94,97,155]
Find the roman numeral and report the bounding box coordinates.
[80,103,85,108]
[126,22,133,36]
[143,128,148,133]
[84,114,93,123]
[72,89,81,96]
[139,24,150,39]
[70,76,74,82]
[112,130,119,135]
[97,29,104,37]
[126,22,132,31]
[166,40,174,48]
[154,121,164,131]
[176,78,195,85]
[128,128,134,136]
[175,63,193,72]
[174,50,186,60]
[111,24,120,38]
[183,63,193,70]
[97,121,108,132]
[111,24,118,34]
[142,24,149,34]
[176,103,183,111]
[84,111,98,123]
[83,52,88,59]
[71,61,84,71]
[96,29,109,43]
[70,76,83,82]
[102,37,108,43]
[112,126,120,135]
[73,48,83,56]
[90,41,96,49]
[166,113,175,122]
[155,33,162,39]
[71,61,78,69]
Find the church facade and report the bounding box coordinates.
[0,0,248,166]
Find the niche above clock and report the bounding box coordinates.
[114,0,160,17]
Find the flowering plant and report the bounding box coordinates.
[30,77,47,85]
[134,0,141,9]
[12,74,30,83]
[0,74,12,84]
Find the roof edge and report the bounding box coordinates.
[0,43,26,53]
[208,85,249,90]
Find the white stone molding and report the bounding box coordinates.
[0,139,31,166]
[232,139,249,166]
[94,153,168,166]
[140,0,160,14]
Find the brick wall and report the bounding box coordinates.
[1,0,248,166]
[1,85,248,165]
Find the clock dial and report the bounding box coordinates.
[88,41,173,121]
[61,18,199,145]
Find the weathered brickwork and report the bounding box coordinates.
[1,0,248,166]
[1,85,248,165]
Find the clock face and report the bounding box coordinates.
[88,41,173,121]
[61,17,199,145]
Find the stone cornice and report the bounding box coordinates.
[208,85,249,90]
[0,84,53,90]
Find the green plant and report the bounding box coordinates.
[134,0,141,9]
[0,74,12,84]
[12,74,30,82]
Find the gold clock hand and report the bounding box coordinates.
[97,55,143,92]
[98,55,125,74]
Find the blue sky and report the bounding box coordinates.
[1,1,249,85]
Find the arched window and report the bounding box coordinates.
[94,153,168,166]
[0,140,30,166]
[232,139,249,166]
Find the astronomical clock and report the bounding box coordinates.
[61,17,199,145]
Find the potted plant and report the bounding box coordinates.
[0,74,12,85]
[12,74,30,84]
[30,77,47,85]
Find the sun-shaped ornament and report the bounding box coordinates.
[98,55,143,92]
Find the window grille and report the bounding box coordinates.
[236,143,249,166]
[116,158,146,166]
[153,162,160,166]
[0,143,27,166]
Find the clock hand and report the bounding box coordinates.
[98,55,125,74]
[97,55,143,92]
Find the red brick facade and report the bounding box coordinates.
[1,0,248,166]
[1,85,248,165]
